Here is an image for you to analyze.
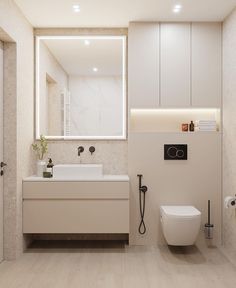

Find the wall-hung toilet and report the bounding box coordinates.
[160,206,201,246]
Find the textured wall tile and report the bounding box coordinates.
[1,0,34,259]
[44,140,128,175]
[223,8,236,255]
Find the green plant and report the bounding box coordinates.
[32,135,48,160]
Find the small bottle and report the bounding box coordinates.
[189,121,194,132]
[46,158,54,177]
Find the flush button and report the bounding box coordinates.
[164,144,188,160]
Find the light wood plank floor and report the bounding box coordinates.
[0,241,235,288]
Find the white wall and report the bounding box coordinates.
[0,0,34,259]
[223,7,236,261]
[69,76,123,136]
[39,41,68,135]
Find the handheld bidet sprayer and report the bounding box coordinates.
[137,174,148,235]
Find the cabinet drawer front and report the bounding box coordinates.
[23,181,129,199]
[23,200,129,234]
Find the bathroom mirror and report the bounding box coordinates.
[35,35,126,140]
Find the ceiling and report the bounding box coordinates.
[42,38,123,76]
[14,0,236,27]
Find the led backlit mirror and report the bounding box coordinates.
[35,36,126,140]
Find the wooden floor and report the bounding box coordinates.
[0,241,235,288]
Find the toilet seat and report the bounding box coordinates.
[161,206,201,218]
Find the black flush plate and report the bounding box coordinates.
[164,144,188,160]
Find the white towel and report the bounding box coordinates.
[196,120,216,124]
[195,127,217,131]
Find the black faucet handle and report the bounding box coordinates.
[89,146,95,155]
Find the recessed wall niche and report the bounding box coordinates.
[130,108,221,133]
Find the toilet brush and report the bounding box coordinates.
[205,200,214,239]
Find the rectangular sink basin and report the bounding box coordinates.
[53,164,103,179]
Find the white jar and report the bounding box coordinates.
[36,160,46,177]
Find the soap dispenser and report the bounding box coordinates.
[46,158,54,177]
[189,121,195,132]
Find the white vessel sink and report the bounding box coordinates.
[53,164,103,179]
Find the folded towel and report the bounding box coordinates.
[195,127,217,131]
[198,125,217,129]
[195,120,216,125]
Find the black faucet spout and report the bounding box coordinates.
[78,146,84,156]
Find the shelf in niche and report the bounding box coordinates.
[129,108,221,133]
[130,131,221,134]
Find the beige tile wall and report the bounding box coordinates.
[223,7,236,259]
[46,141,128,175]
[0,0,34,259]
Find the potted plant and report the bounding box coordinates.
[32,135,48,177]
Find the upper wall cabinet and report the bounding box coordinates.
[191,23,222,107]
[160,23,191,107]
[128,22,159,108]
[128,22,222,109]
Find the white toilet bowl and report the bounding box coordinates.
[160,206,201,246]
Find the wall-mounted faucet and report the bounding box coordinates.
[77,146,84,156]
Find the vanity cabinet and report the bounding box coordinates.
[23,179,129,234]
[128,22,221,108]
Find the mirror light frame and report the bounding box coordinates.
[35,35,127,140]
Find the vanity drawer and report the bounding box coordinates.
[23,181,129,199]
[23,199,129,234]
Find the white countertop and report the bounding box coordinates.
[23,175,130,182]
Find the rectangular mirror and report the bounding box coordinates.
[35,35,126,140]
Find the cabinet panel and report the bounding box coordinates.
[160,23,191,107]
[192,23,221,107]
[23,181,129,199]
[23,200,129,233]
[128,22,159,108]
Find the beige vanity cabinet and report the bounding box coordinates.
[23,178,129,234]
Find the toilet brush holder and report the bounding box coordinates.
[205,200,214,239]
[204,223,214,239]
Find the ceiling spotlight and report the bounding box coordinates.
[173,4,182,13]
[175,4,182,9]
[84,40,90,46]
[73,4,80,13]
[93,67,98,72]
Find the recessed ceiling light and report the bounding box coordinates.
[73,4,80,13]
[173,4,182,13]
[84,40,90,46]
[175,4,182,9]
[93,67,98,72]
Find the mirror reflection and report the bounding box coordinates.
[36,36,126,139]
